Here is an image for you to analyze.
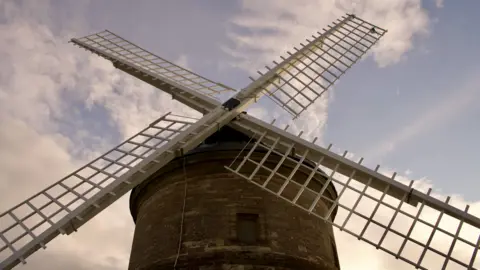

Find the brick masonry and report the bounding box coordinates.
[129,143,340,270]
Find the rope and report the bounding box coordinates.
[173,155,188,269]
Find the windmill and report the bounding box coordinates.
[0,13,479,269]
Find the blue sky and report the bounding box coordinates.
[324,1,480,201]
[1,0,479,269]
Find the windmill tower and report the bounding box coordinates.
[1,14,479,270]
[128,126,340,269]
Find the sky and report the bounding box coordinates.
[0,0,479,269]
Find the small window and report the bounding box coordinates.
[236,213,259,244]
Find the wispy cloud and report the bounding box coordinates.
[366,72,480,160]
[435,0,445,8]
[224,0,430,71]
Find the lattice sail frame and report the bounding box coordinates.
[253,14,386,118]
[0,113,198,268]
[71,30,235,99]
[225,125,480,270]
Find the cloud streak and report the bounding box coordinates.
[366,72,480,160]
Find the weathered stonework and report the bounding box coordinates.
[128,138,340,270]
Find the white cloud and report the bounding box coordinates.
[435,0,445,8]
[225,0,430,70]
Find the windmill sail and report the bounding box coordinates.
[71,30,231,113]
[251,14,386,118]
[226,118,480,269]
[0,113,201,269]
